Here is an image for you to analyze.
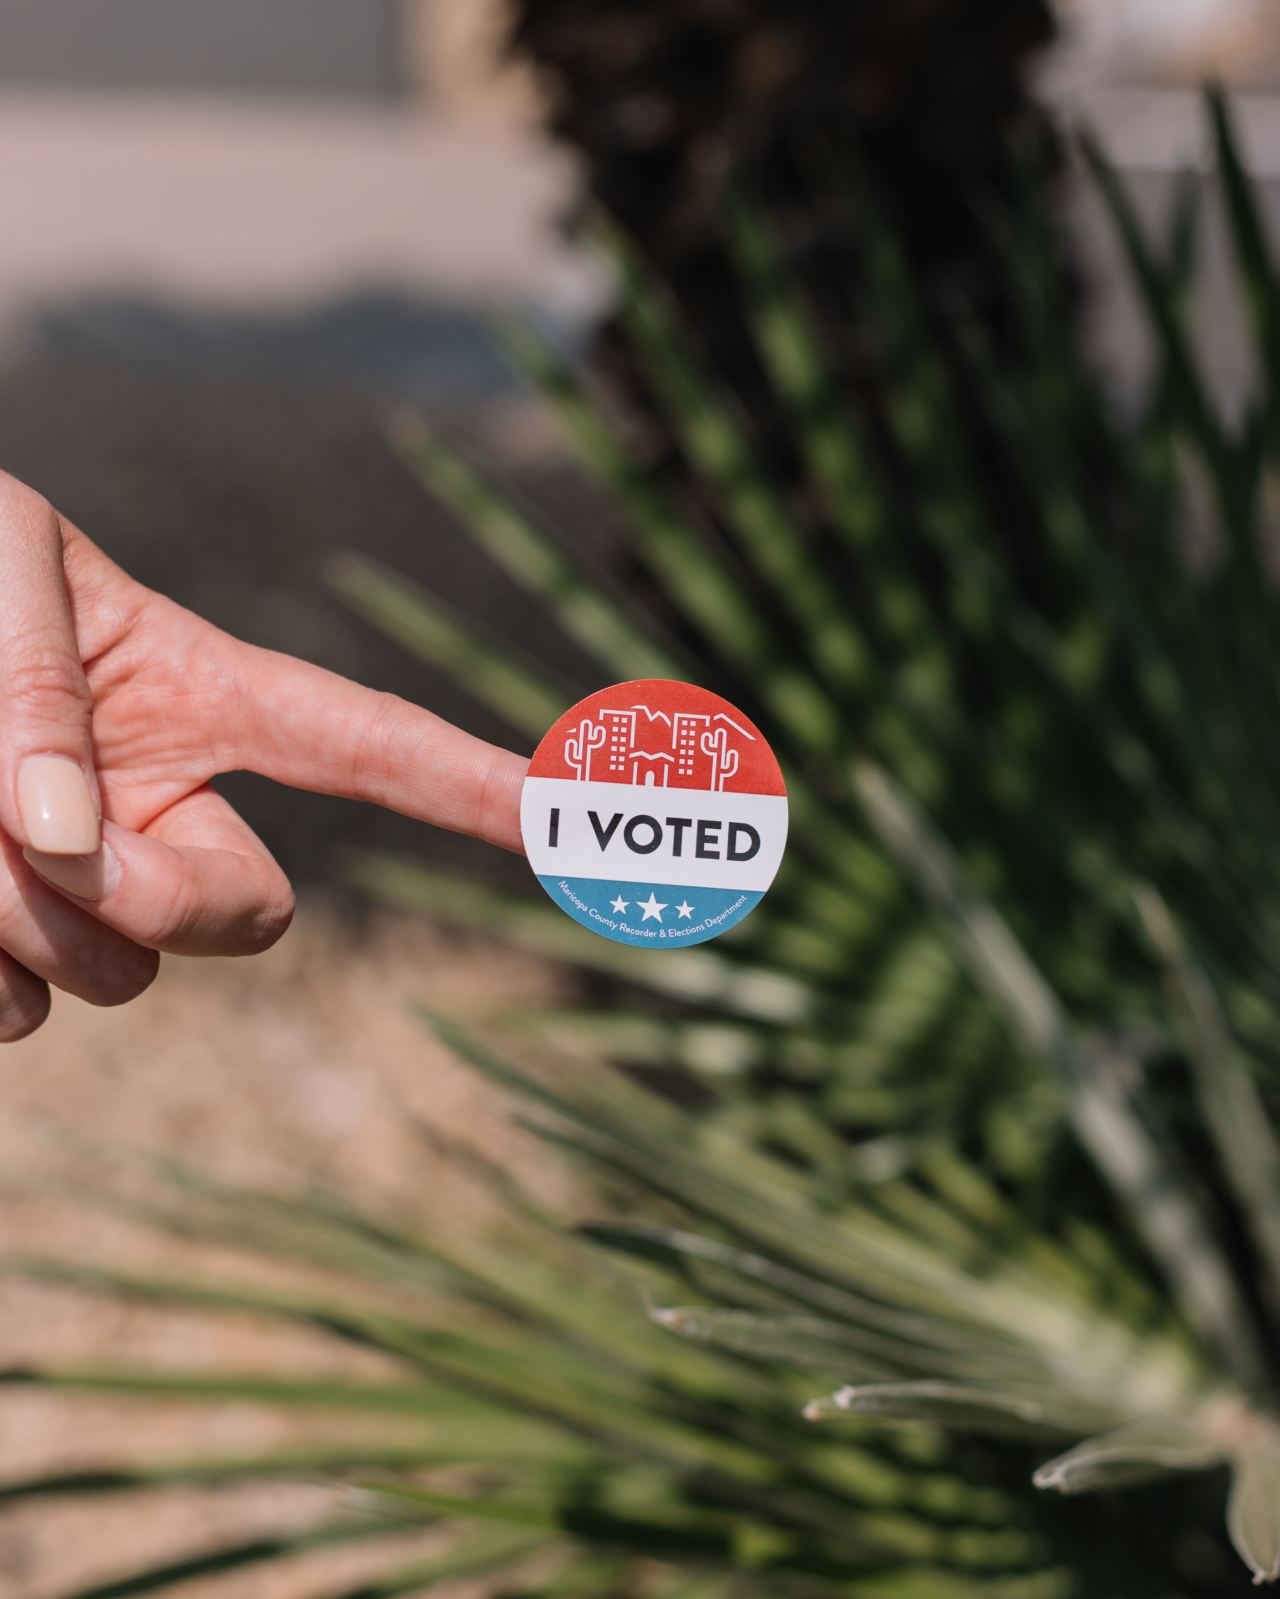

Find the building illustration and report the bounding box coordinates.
[563,702,754,790]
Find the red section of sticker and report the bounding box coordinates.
[527,679,785,797]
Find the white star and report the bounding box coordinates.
[610,895,630,915]
[637,892,668,922]
[675,901,694,919]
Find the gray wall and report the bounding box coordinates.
[0,0,405,98]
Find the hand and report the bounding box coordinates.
[0,472,527,1041]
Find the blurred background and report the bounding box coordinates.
[0,1,1278,1593]
[0,0,1271,871]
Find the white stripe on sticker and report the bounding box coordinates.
[522,777,788,893]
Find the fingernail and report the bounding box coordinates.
[17,755,100,855]
[23,838,117,901]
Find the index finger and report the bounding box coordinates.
[225,639,529,854]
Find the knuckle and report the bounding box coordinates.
[242,874,295,955]
[349,693,405,809]
[77,945,160,1008]
[144,866,202,950]
[0,977,50,1042]
[6,647,91,719]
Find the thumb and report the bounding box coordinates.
[0,478,100,856]
[226,638,529,854]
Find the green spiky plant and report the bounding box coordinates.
[5,88,1280,1596]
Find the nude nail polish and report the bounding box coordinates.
[24,841,115,900]
[17,755,100,855]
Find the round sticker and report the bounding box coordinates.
[521,679,788,948]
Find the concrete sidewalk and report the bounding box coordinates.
[0,93,597,340]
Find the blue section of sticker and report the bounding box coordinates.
[538,876,762,948]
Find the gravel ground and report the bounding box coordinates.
[0,905,564,1598]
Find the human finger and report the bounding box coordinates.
[224,641,527,853]
[25,787,295,958]
[0,947,51,1042]
[0,834,158,1006]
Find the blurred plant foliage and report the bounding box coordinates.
[6,89,1280,1596]
[507,0,1062,552]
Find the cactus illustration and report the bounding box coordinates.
[700,725,740,792]
[564,717,606,780]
